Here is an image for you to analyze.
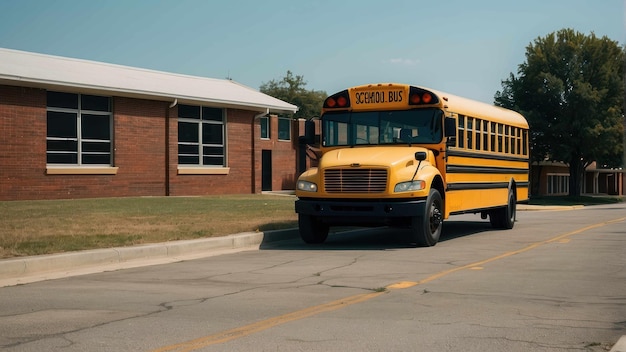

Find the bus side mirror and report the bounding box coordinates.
[444,117,456,137]
[415,151,427,161]
[303,120,316,145]
[444,117,456,147]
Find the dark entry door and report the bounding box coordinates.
[262,150,272,191]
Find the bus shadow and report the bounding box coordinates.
[260,220,496,251]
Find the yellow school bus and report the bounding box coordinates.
[295,83,529,246]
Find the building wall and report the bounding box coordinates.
[112,97,168,197]
[258,115,298,191]
[0,84,299,201]
[0,85,47,200]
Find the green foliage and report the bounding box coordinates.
[260,70,327,119]
[495,29,625,195]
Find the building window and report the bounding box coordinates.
[46,91,112,165]
[260,116,270,139]
[547,174,569,195]
[278,117,291,141]
[178,104,225,166]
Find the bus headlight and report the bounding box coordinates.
[394,180,426,192]
[297,180,318,192]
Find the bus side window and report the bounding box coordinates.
[467,117,473,149]
[483,120,489,151]
[490,122,496,152]
[497,124,503,153]
[510,127,516,154]
[458,115,465,148]
[505,125,510,153]
[475,118,482,151]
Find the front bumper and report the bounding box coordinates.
[295,198,426,226]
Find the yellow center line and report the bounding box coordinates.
[152,216,625,352]
[408,216,626,287]
[151,290,386,352]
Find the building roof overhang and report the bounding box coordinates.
[0,48,298,114]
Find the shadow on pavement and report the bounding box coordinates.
[260,219,496,251]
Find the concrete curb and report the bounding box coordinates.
[517,204,584,211]
[0,228,299,286]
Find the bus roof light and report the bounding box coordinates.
[408,86,440,106]
[323,90,350,109]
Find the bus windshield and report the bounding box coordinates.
[322,108,444,147]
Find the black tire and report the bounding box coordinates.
[298,214,329,244]
[411,189,443,247]
[490,188,516,229]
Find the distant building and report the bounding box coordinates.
[532,161,624,196]
[0,48,302,201]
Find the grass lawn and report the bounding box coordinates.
[0,194,297,259]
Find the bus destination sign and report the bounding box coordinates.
[351,87,407,108]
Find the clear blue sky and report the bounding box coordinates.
[0,0,623,104]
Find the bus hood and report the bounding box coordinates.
[319,146,431,168]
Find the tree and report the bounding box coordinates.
[260,71,327,119]
[495,29,625,196]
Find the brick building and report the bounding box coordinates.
[531,161,624,196]
[0,48,301,201]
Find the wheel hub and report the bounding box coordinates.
[430,207,442,231]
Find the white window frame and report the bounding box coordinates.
[547,173,569,195]
[177,104,227,168]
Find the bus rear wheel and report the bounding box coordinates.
[490,188,516,229]
[298,214,329,244]
[411,189,443,247]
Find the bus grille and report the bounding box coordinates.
[324,168,388,193]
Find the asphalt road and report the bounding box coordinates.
[1,203,625,351]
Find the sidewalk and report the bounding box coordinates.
[517,204,585,211]
[0,228,299,287]
[611,336,626,352]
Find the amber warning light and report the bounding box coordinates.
[409,87,439,105]
[324,90,350,108]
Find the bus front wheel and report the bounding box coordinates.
[411,189,443,247]
[298,214,329,244]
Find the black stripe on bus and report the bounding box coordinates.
[446,149,529,163]
[446,165,529,174]
[447,181,530,191]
